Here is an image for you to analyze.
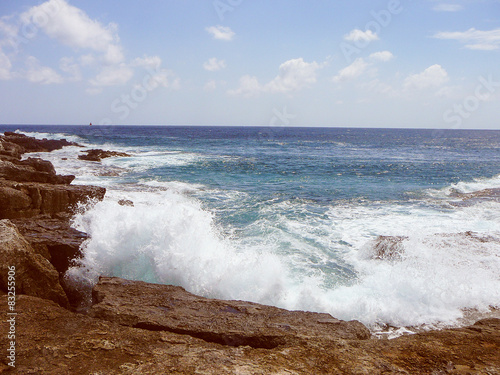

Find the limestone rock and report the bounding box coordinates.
[0,180,106,219]
[0,220,69,307]
[1,290,499,374]
[90,277,371,348]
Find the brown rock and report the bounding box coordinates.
[12,216,87,273]
[0,219,69,308]
[2,131,80,152]
[1,288,499,374]
[0,180,106,219]
[371,235,408,260]
[78,148,131,162]
[90,277,371,348]
[0,158,75,184]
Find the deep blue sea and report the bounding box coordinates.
[3,125,500,334]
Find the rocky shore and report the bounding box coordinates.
[1,132,499,374]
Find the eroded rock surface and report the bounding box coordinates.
[0,220,69,308]
[90,277,370,349]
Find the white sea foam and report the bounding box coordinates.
[67,184,500,330]
[54,132,500,331]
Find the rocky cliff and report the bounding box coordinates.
[0,132,499,374]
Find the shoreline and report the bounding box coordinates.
[1,131,499,373]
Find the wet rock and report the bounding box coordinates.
[90,277,371,348]
[0,219,69,308]
[118,199,134,207]
[78,149,130,162]
[371,235,408,260]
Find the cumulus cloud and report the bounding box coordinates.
[59,56,82,81]
[204,79,217,91]
[131,55,162,70]
[203,57,226,71]
[344,29,379,42]
[206,25,235,41]
[89,64,133,86]
[228,75,261,97]
[403,64,449,90]
[433,28,500,50]
[265,58,320,93]
[369,51,394,62]
[333,58,370,83]
[228,58,322,96]
[24,56,63,84]
[432,4,464,12]
[21,0,124,64]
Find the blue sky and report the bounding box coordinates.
[0,0,499,128]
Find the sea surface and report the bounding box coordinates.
[3,124,500,335]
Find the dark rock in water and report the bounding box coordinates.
[371,235,408,260]
[90,277,371,348]
[79,149,130,162]
[449,188,500,207]
[0,219,69,308]
[2,131,80,152]
[118,199,134,207]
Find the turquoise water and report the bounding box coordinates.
[3,125,500,332]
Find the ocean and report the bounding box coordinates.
[3,124,500,335]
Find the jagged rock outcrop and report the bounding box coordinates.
[0,220,69,308]
[2,131,80,152]
[0,179,105,219]
[78,148,130,162]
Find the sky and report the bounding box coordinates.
[0,0,499,129]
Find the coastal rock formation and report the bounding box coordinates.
[1,280,499,374]
[90,277,371,348]
[78,148,131,162]
[0,220,69,308]
[1,131,80,152]
[0,180,105,219]
[371,235,408,260]
[0,131,499,374]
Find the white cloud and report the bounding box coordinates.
[228,75,261,97]
[206,25,235,41]
[333,58,370,83]
[203,57,226,71]
[403,64,449,90]
[89,64,133,86]
[21,0,124,64]
[0,51,13,80]
[265,58,320,93]
[228,58,322,96]
[369,51,394,62]
[344,29,379,42]
[24,56,63,84]
[59,56,81,81]
[433,28,500,50]
[132,55,162,70]
[204,79,217,91]
[432,4,464,12]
